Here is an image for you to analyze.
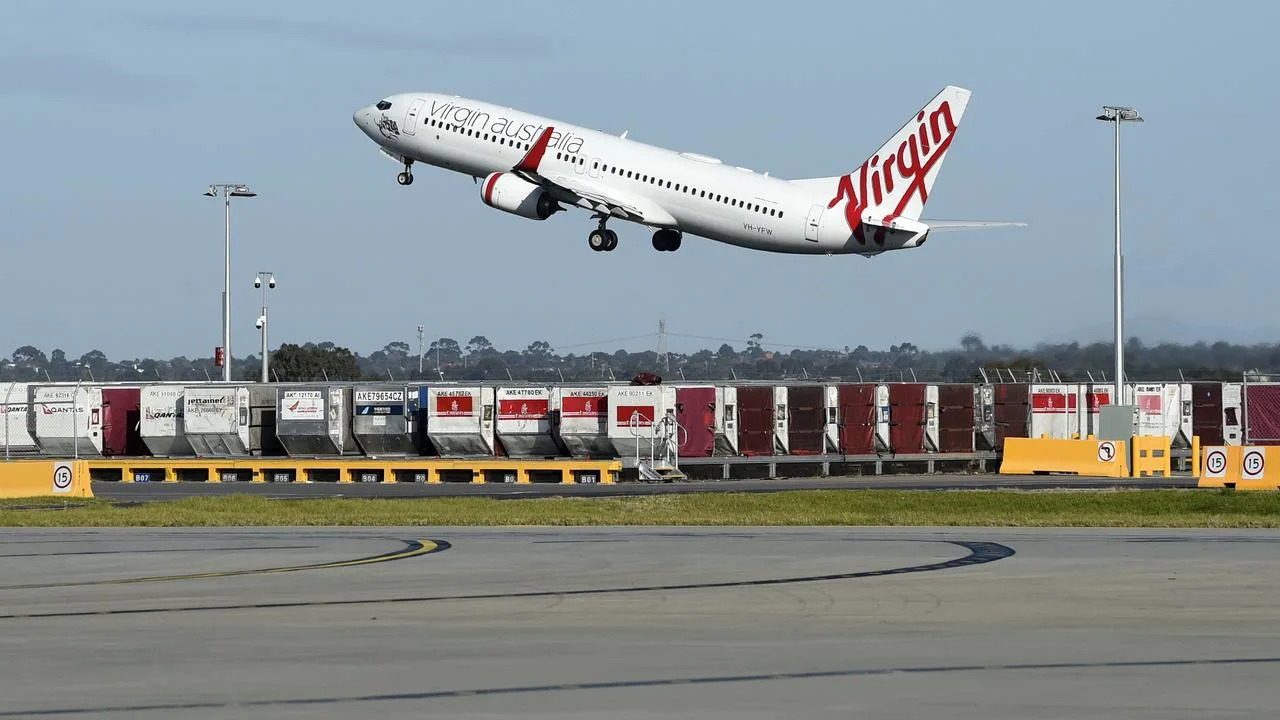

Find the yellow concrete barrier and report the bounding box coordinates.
[0,460,93,499]
[1197,445,1239,487]
[999,437,1128,477]
[1130,435,1172,478]
[1235,446,1279,491]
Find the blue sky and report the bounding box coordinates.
[2,0,1276,360]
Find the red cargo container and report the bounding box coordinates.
[889,384,927,453]
[838,384,877,455]
[994,384,1030,450]
[1245,384,1280,445]
[1190,382,1224,446]
[937,384,975,452]
[676,387,716,457]
[737,386,774,456]
[101,387,145,457]
[788,385,825,455]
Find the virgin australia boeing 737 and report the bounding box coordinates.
[352,85,1021,255]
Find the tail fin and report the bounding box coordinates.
[793,85,970,229]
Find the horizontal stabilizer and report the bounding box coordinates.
[920,220,1027,232]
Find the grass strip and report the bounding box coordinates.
[0,489,1278,528]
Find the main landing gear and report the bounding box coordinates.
[588,217,618,252]
[652,229,682,252]
[396,159,414,186]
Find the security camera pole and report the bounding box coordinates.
[255,271,276,383]
[204,183,258,381]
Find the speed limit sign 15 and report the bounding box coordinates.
[1242,448,1267,481]
[1203,448,1228,479]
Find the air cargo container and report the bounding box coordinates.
[836,383,878,455]
[1244,382,1280,445]
[184,386,251,456]
[552,386,611,457]
[99,387,145,456]
[608,384,678,460]
[887,383,936,453]
[785,385,828,455]
[1127,383,1193,446]
[0,383,38,456]
[1077,384,1112,439]
[992,384,1030,450]
[351,386,417,456]
[735,386,774,456]
[675,386,716,457]
[496,386,559,457]
[275,386,358,456]
[28,384,100,457]
[1029,384,1076,440]
[139,385,193,457]
[713,386,738,455]
[423,386,495,456]
[937,384,976,452]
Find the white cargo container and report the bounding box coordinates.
[924,384,941,451]
[1076,384,1112,439]
[184,386,251,456]
[773,386,789,454]
[608,385,678,460]
[0,382,38,456]
[1029,384,1077,439]
[1127,383,1193,445]
[551,386,611,457]
[713,386,738,455]
[874,384,891,452]
[140,385,193,457]
[28,384,101,457]
[425,386,495,456]
[495,386,559,457]
[824,385,840,452]
[1223,382,1244,445]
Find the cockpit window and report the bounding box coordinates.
[375,100,392,111]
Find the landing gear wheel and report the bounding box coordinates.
[603,229,618,251]
[588,229,609,251]
[652,229,682,252]
[396,171,414,186]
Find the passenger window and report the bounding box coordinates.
[593,161,599,169]
[779,211,784,218]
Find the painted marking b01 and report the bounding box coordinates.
[1243,449,1266,480]
[1097,441,1117,463]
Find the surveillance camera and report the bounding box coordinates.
[255,316,265,329]
[254,278,261,288]
[268,279,276,289]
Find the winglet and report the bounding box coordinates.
[514,126,555,173]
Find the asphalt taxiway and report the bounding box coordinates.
[1,527,1276,718]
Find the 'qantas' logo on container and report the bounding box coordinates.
[826,101,958,241]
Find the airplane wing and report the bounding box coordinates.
[920,220,1027,232]
[511,127,677,227]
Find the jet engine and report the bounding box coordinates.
[479,172,560,220]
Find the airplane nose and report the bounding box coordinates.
[353,106,370,128]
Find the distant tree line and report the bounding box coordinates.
[1,333,1277,385]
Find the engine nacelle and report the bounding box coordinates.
[480,172,560,220]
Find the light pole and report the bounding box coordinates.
[254,271,276,383]
[1095,106,1142,404]
[203,183,258,381]
[417,324,425,377]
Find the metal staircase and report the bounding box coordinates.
[630,410,687,482]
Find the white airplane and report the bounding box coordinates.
[352,85,1021,255]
